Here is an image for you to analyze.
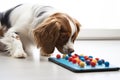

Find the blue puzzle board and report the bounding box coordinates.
[48,57,120,73]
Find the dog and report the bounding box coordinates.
[0,4,80,58]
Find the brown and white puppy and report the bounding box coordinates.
[0,4,80,58]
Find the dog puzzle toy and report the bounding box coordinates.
[48,53,120,73]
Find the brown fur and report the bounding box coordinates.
[33,13,80,55]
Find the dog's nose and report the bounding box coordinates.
[68,48,74,54]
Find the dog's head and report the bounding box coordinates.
[33,13,80,54]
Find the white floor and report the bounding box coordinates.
[0,40,120,80]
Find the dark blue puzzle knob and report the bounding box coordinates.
[98,60,103,65]
[104,61,110,67]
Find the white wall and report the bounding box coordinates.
[0,0,120,39]
[78,28,120,40]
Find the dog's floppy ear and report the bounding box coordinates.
[33,18,61,54]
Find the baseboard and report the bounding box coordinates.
[77,28,120,40]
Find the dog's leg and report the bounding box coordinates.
[1,32,27,58]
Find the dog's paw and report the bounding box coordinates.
[12,52,27,58]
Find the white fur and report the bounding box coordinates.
[63,19,77,52]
